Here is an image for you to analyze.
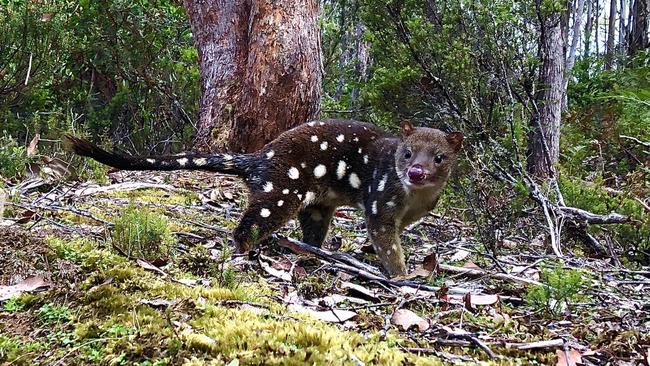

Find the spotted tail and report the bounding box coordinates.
[63,135,252,176]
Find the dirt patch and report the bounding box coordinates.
[0,227,50,286]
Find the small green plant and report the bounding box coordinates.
[37,303,72,324]
[0,132,31,180]
[2,298,25,313]
[78,158,109,185]
[112,205,174,263]
[525,266,586,316]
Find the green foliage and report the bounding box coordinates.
[559,177,650,257]
[112,205,174,262]
[1,0,198,152]
[525,266,586,316]
[37,303,73,324]
[0,335,45,365]
[0,132,31,180]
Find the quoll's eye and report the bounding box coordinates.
[434,154,445,164]
[404,150,412,159]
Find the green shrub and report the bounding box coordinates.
[525,266,586,317]
[0,132,31,180]
[112,205,174,263]
[559,177,650,258]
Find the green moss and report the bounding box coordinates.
[185,305,442,365]
[47,237,128,270]
[0,335,47,365]
[102,188,199,206]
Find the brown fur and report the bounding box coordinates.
[64,119,463,277]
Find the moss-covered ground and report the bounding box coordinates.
[1,170,648,365]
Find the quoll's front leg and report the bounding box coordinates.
[366,216,407,277]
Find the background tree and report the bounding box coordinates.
[183,0,322,153]
[527,1,566,179]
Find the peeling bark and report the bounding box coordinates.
[184,0,322,153]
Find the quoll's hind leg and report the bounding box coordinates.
[298,204,335,247]
[366,217,407,277]
[233,195,301,253]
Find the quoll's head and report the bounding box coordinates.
[395,121,464,189]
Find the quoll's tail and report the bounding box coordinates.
[63,135,251,176]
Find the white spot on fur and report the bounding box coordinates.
[363,155,369,164]
[304,191,316,204]
[297,194,303,200]
[386,249,392,256]
[146,159,156,164]
[194,158,207,166]
[277,200,284,207]
[288,167,300,180]
[371,201,378,215]
[336,161,347,179]
[266,150,275,159]
[348,124,352,128]
[223,154,233,160]
[313,164,327,178]
[387,201,396,207]
[358,148,362,154]
[368,186,371,193]
[320,141,328,150]
[301,162,307,168]
[377,174,387,191]
[282,189,290,195]
[263,181,273,192]
[349,173,361,188]
[392,244,398,251]
[353,137,359,142]
[177,158,188,166]
[336,134,345,142]
[311,135,319,142]
[260,208,271,217]
[308,121,316,127]
[319,122,325,126]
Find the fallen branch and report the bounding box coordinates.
[620,135,650,149]
[558,206,629,225]
[507,338,564,350]
[438,264,545,287]
[72,182,182,197]
[279,236,523,302]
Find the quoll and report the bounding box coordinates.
[65,119,463,277]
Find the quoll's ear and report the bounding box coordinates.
[446,132,464,152]
[400,121,415,139]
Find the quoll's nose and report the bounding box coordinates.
[407,164,426,182]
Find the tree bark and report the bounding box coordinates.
[619,0,628,48]
[628,0,650,56]
[528,3,565,179]
[565,0,585,110]
[184,0,322,153]
[584,0,594,56]
[605,0,618,69]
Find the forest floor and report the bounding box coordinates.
[0,170,648,365]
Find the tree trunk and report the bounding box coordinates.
[605,0,618,69]
[619,0,628,48]
[184,0,322,153]
[628,0,650,55]
[565,0,585,110]
[584,0,594,56]
[528,3,565,179]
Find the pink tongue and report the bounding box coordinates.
[407,165,425,182]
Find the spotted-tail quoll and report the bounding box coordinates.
[64,119,463,277]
